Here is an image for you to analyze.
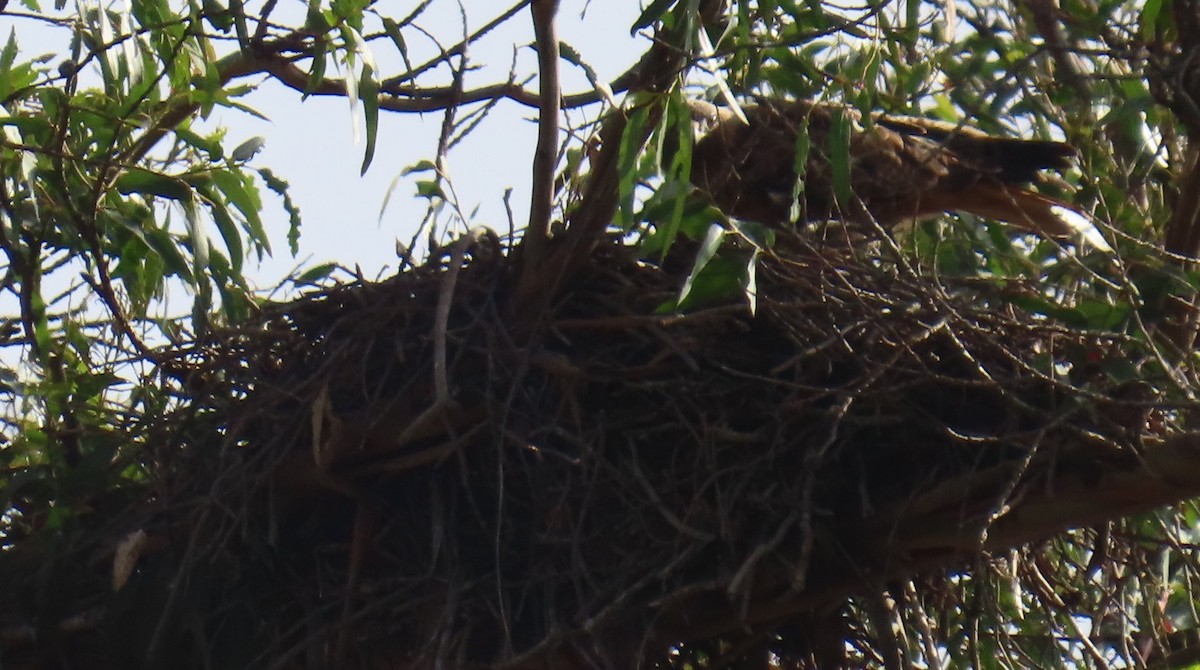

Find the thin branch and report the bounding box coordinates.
[381,1,530,88]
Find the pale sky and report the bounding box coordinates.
[1,1,645,291]
[211,1,645,286]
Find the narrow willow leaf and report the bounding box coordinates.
[3,126,38,220]
[791,115,810,222]
[297,262,338,284]
[744,248,760,316]
[677,223,726,306]
[230,136,265,162]
[202,0,233,31]
[197,182,243,274]
[306,41,328,97]
[29,282,51,360]
[144,228,193,281]
[182,196,208,281]
[403,159,437,175]
[1140,0,1164,38]
[617,105,652,229]
[212,96,269,121]
[209,169,266,252]
[118,4,141,84]
[115,169,192,201]
[175,127,224,160]
[632,0,679,33]
[828,108,852,211]
[359,67,379,174]
[342,57,360,143]
[378,172,403,222]
[93,4,119,85]
[1,28,18,74]
[345,26,377,73]
[656,90,694,257]
[381,17,412,72]
[259,168,301,255]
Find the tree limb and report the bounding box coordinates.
[520,0,561,287]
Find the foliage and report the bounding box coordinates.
[0,0,1199,668]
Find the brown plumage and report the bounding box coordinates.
[690,99,1109,250]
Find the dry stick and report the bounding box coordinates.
[265,50,614,112]
[904,580,945,670]
[434,231,477,401]
[329,230,480,665]
[866,589,905,670]
[521,0,560,286]
[382,0,530,87]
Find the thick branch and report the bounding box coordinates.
[118,28,648,170]
[1160,146,1200,354]
[510,0,726,325]
[522,0,561,281]
[639,433,1200,655]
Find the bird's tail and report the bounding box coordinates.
[877,116,1078,181]
[949,184,1112,251]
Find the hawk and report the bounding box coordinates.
[689,99,1110,251]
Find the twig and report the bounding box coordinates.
[433,229,484,401]
[381,1,531,87]
[629,446,716,543]
[728,509,799,598]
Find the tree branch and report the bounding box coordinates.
[520,0,561,289]
[509,1,725,327]
[640,432,1200,655]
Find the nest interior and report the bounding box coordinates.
[0,230,1185,669]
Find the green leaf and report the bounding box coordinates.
[202,0,233,31]
[403,159,437,175]
[676,223,726,307]
[1140,0,1165,38]
[672,254,751,312]
[212,95,270,121]
[196,182,244,274]
[28,280,50,359]
[297,262,338,284]
[381,17,412,72]
[0,28,19,76]
[415,179,445,200]
[1070,298,1132,331]
[358,67,379,174]
[115,169,193,201]
[144,228,193,281]
[176,127,225,160]
[828,108,852,210]
[306,41,329,96]
[744,249,760,315]
[230,136,265,162]
[617,105,653,229]
[791,114,811,222]
[182,196,208,279]
[259,168,301,255]
[653,91,694,256]
[631,0,679,33]
[209,169,260,224]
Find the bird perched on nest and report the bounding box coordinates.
[689,98,1111,251]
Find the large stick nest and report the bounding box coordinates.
[4,230,1199,669]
